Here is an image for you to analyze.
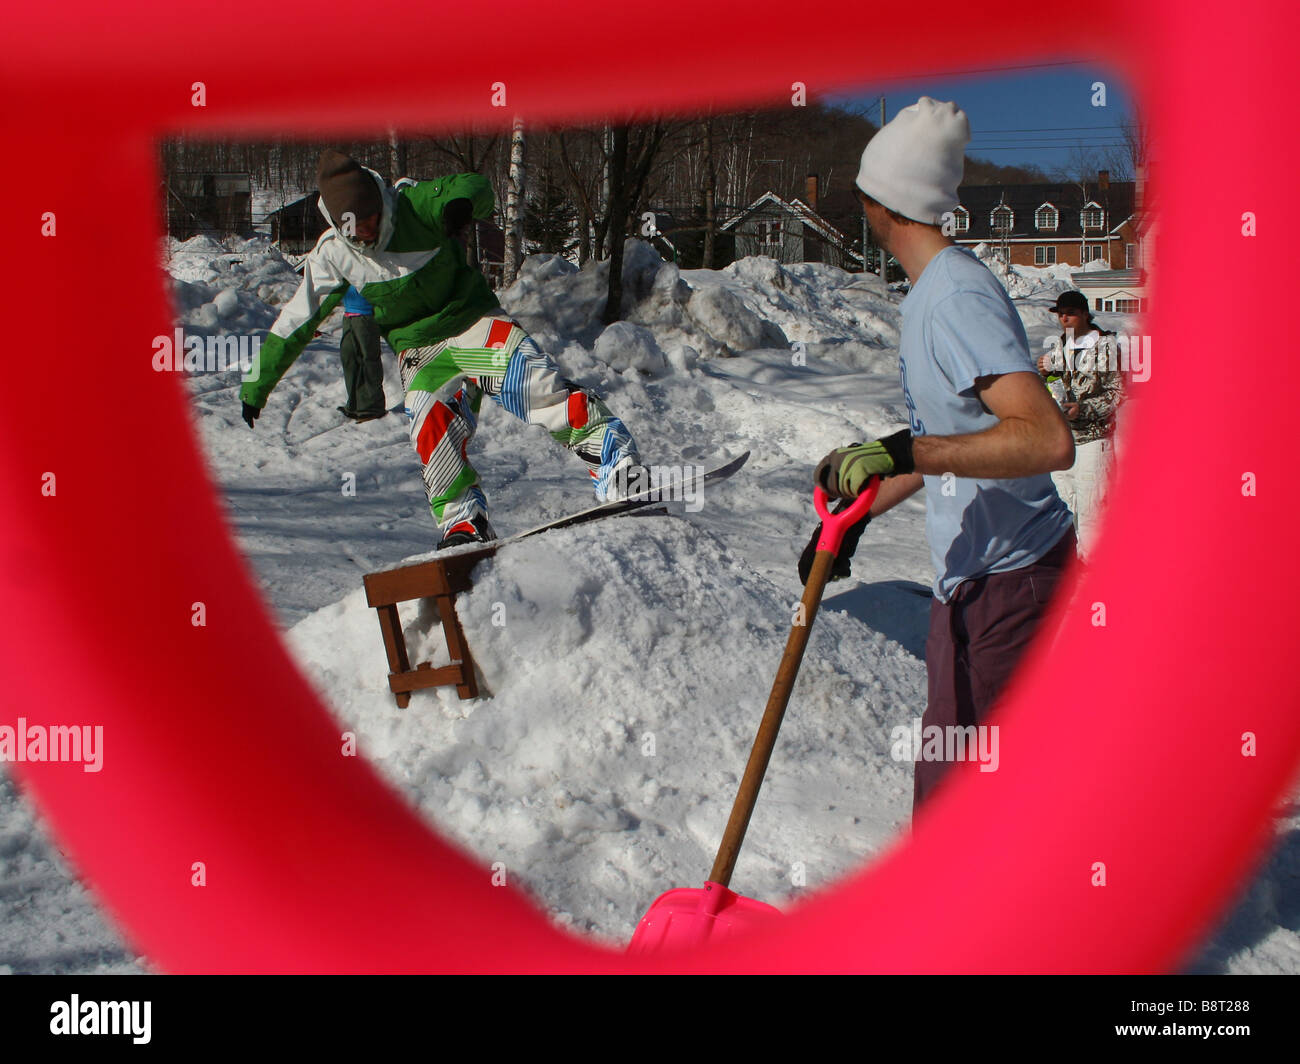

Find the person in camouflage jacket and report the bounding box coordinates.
[1037,290,1123,556]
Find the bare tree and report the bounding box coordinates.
[1117,112,1151,185]
[602,126,630,325]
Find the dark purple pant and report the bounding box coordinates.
[913,529,1077,813]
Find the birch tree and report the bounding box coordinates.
[503,117,527,286]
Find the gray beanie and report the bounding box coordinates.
[855,98,970,225]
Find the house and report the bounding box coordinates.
[166,172,252,240]
[266,192,329,255]
[952,174,1137,270]
[721,177,864,271]
[1070,269,1148,314]
[471,221,506,288]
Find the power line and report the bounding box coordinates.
[843,58,1098,87]
[974,124,1129,133]
[969,134,1130,143]
[968,144,1129,151]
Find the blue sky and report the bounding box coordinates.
[829,61,1137,177]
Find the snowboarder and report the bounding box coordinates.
[807,98,1078,812]
[240,149,643,548]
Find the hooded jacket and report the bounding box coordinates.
[241,167,497,409]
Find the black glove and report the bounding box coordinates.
[798,503,871,586]
[442,198,473,243]
[241,401,261,429]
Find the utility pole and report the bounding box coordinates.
[879,96,888,281]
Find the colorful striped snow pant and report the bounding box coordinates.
[398,316,639,533]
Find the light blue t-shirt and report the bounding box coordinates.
[898,246,1072,602]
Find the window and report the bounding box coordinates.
[1035,204,1058,231]
[756,218,782,252]
[1080,203,1104,229]
[1125,243,1137,269]
[991,206,1013,232]
[1083,244,1106,262]
[951,206,969,232]
[1034,246,1057,265]
[1100,298,1141,312]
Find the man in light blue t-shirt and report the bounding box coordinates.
[810,98,1077,813]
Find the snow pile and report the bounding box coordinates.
[287,516,924,942]
[500,238,902,368]
[165,235,303,336]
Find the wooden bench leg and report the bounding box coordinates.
[374,603,413,708]
[435,593,478,700]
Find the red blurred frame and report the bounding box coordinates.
[0,1,1295,973]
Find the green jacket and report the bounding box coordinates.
[242,168,498,409]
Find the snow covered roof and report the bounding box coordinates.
[955,181,1136,241]
[1070,269,1147,287]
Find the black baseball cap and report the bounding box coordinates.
[1048,291,1089,314]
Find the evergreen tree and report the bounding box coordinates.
[524,170,579,258]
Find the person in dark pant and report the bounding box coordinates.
[338,285,387,422]
[807,98,1077,815]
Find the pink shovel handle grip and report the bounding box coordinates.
[814,478,881,554]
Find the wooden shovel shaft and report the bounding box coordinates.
[708,547,837,886]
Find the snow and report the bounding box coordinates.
[2,236,1296,973]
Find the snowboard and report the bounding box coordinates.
[503,450,750,546]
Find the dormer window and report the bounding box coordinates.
[1035,204,1058,231]
[1080,202,1104,229]
[951,206,969,233]
[991,205,1013,233]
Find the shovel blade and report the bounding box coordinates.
[627,881,782,956]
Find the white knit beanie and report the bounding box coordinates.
[855,97,970,225]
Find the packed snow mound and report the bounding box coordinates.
[969,241,1117,301]
[684,256,901,362]
[593,320,666,374]
[287,516,924,942]
[686,283,776,354]
[968,242,1075,300]
[499,239,693,354]
[501,239,900,366]
[165,235,303,336]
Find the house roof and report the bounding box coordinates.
[954,181,1136,242]
[1070,269,1147,287]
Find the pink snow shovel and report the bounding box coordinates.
[628,477,882,955]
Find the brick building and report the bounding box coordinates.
[952,174,1138,270]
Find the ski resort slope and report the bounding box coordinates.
[1,238,1296,973]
